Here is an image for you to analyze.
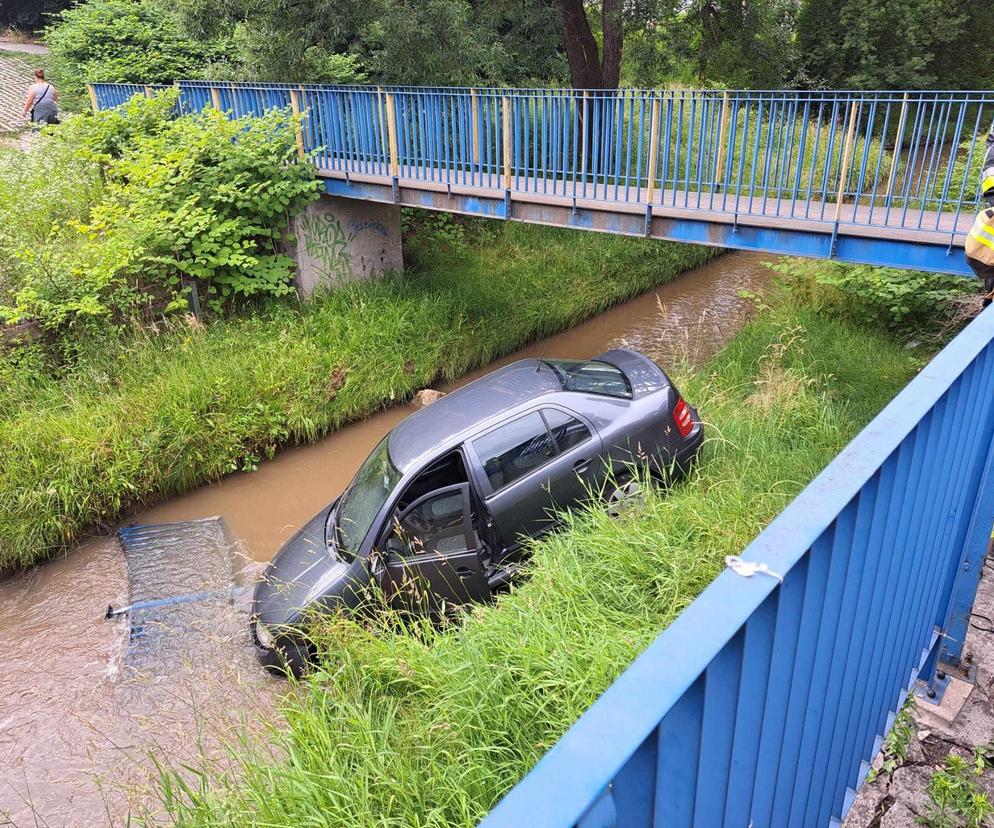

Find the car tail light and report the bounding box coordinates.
[673,398,694,438]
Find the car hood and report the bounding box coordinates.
[253,501,352,626]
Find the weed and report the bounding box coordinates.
[919,748,994,828]
[866,697,917,783]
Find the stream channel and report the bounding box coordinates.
[0,251,774,825]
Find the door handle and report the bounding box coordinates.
[573,458,590,473]
[455,566,474,577]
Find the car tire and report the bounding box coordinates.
[605,473,644,518]
[253,625,312,679]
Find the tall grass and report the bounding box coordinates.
[151,295,928,827]
[0,222,715,571]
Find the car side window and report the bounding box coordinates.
[473,412,556,492]
[389,488,468,557]
[542,408,591,451]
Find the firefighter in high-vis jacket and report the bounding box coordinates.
[966,130,994,305]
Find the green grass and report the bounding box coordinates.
[151,293,931,827]
[0,222,715,571]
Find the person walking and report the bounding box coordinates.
[21,68,59,126]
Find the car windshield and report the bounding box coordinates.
[335,437,402,557]
[542,359,633,399]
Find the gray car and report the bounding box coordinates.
[252,348,703,674]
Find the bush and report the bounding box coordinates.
[770,258,979,340]
[45,0,215,104]
[0,91,320,336]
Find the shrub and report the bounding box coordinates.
[45,0,215,105]
[770,258,979,340]
[0,91,321,335]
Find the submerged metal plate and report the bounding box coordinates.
[117,518,242,673]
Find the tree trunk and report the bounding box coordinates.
[549,0,623,90]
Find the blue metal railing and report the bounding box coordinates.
[89,82,994,246]
[479,306,994,827]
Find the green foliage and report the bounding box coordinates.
[1,0,71,32]
[0,223,714,570]
[867,697,917,783]
[172,0,564,86]
[920,748,994,828]
[771,259,979,340]
[44,0,215,103]
[148,295,925,826]
[0,91,320,335]
[796,0,984,90]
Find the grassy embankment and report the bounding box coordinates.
[153,281,935,826]
[0,222,715,571]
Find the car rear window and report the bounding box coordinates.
[473,412,555,492]
[543,359,632,399]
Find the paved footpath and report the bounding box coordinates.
[0,50,33,132]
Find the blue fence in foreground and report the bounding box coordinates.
[478,305,994,827]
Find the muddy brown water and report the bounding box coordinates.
[0,250,773,825]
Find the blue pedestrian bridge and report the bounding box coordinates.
[91,81,994,276]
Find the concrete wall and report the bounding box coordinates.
[291,196,403,296]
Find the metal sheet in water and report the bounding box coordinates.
[118,518,243,672]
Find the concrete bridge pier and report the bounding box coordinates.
[290,196,403,296]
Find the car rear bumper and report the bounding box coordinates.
[668,422,705,477]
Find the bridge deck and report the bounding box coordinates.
[317,162,974,273]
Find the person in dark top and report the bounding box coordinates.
[21,68,59,126]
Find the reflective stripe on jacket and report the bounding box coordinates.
[966,208,994,267]
[983,131,994,205]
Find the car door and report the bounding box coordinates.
[378,483,490,614]
[469,408,602,552]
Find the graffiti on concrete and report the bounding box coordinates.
[300,211,355,279]
[348,219,390,238]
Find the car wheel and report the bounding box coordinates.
[605,474,644,518]
[253,623,312,679]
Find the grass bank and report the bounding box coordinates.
[0,222,715,571]
[154,288,932,826]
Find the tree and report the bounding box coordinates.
[796,0,977,90]
[547,0,624,89]
[46,0,216,101]
[1,0,72,33]
[173,0,374,83]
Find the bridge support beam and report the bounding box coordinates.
[290,196,403,297]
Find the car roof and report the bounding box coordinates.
[389,359,563,472]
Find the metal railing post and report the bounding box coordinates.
[376,86,388,172]
[288,88,307,160]
[503,95,512,191]
[938,364,994,668]
[715,91,731,188]
[209,85,221,110]
[834,99,860,222]
[86,83,99,112]
[886,92,910,203]
[386,91,400,178]
[645,94,661,203]
[471,88,480,168]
